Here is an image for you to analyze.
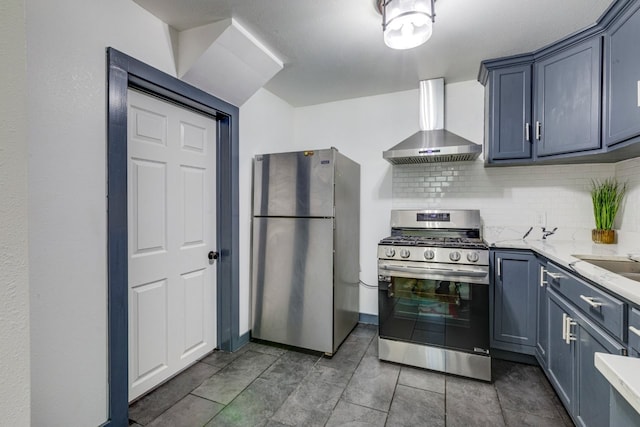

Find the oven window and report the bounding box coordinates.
[392,278,468,320]
[379,276,489,354]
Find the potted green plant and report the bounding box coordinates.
[591,178,626,244]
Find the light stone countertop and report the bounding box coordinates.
[595,353,640,415]
[485,229,640,306]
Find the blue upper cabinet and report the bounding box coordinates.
[535,38,602,157]
[488,65,533,161]
[603,1,640,148]
[479,0,640,166]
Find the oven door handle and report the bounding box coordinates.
[381,264,488,277]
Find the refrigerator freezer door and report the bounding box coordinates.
[253,150,335,217]
[251,217,333,353]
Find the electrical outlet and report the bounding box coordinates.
[535,212,547,227]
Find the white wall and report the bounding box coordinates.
[238,88,295,334]
[0,1,30,425]
[26,1,176,425]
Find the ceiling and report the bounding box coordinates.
[133,0,614,107]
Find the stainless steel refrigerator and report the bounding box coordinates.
[251,148,360,354]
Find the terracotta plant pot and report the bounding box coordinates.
[592,229,615,244]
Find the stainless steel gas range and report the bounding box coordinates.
[377,209,491,381]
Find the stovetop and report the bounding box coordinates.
[379,235,488,250]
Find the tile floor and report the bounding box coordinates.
[129,324,573,426]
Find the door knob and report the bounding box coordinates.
[208,251,219,261]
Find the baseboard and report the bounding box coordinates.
[233,331,250,352]
[491,348,538,365]
[359,313,379,325]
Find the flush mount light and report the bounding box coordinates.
[377,0,436,50]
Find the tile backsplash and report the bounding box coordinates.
[392,157,640,242]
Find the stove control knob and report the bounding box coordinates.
[449,251,461,262]
[384,247,396,258]
[467,251,480,263]
[423,249,435,260]
[400,248,411,259]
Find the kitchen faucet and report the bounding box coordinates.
[541,227,557,240]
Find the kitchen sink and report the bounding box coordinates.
[572,255,640,282]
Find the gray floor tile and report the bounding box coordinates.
[129,362,220,425]
[200,350,244,369]
[387,384,445,427]
[446,375,503,424]
[305,363,356,388]
[493,361,562,420]
[342,355,400,412]
[192,351,278,405]
[554,401,575,427]
[243,341,288,357]
[264,421,290,427]
[398,366,445,394]
[325,400,387,427]
[259,350,320,386]
[348,323,378,340]
[146,394,223,427]
[502,408,568,427]
[129,423,142,427]
[364,336,378,358]
[206,378,294,427]
[270,378,344,426]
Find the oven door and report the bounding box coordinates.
[378,259,490,355]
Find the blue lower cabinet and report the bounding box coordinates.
[629,307,640,357]
[547,290,575,411]
[491,250,538,354]
[536,257,549,369]
[610,388,640,427]
[548,288,625,427]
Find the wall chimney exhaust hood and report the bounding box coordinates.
[383,79,482,164]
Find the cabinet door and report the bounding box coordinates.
[536,260,549,368]
[492,251,538,353]
[535,38,602,157]
[603,2,640,147]
[488,65,533,160]
[575,310,625,427]
[547,289,575,412]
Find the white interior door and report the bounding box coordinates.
[127,89,217,401]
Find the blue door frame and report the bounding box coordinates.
[105,48,241,426]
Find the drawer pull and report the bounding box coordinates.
[629,326,640,338]
[565,315,577,344]
[540,267,548,287]
[547,272,563,280]
[579,295,603,308]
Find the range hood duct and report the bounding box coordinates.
[383,79,482,164]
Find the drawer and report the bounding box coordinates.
[546,262,625,340]
[629,307,640,356]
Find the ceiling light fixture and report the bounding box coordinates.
[378,0,436,50]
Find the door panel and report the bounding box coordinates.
[130,279,168,387]
[128,89,217,401]
[253,150,335,217]
[575,311,625,427]
[251,217,333,353]
[547,289,575,411]
[535,38,601,157]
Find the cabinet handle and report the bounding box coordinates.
[525,123,531,142]
[629,326,640,338]
[535,121,541,140]
[540,267,548,287]
[547,272,563,281]
[562,312,567,341]
[497,258,502,278]
[579,295,603,308]
[565,315,577,344]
